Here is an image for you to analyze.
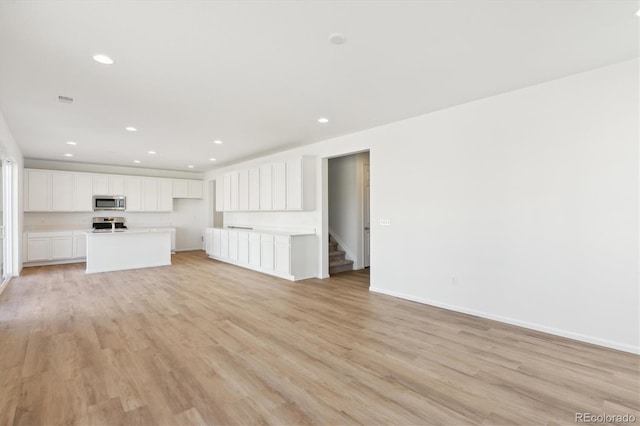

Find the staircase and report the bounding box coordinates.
[329,234,354,274]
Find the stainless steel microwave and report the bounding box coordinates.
[93,195,126,211]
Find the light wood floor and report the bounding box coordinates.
[0,251,638,425]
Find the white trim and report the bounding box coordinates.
[369,286,640,355]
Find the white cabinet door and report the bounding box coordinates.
[73,173,93,212]
[213,228,221,257]
[92,175,109,195]
[157,178,173,211]
[238,232,249,264]
[51,172,74,211]
[188,180,203,199]
[228,230,238,261]
[275,236,291,274]
[215,179,224,212]
[249,233,261,267]
[125,176,142,211]
[26,170,51,211]
[248,167,260,211]
[238,170,249,211]
[230,172,239,211]
[272,162,286,210]
[173,179,189,198]
[73,235,87,258]
[26,238,50,261]
[220,230,229,258]
[51,237,73,259]
[286,158,303,210]
[259,164,272,210]
[142,177,158,211]
[109,175,125,195]
[261,235,274,270]
[223,174,231,211]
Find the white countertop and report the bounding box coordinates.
[84,227,175,236]
[26,226,176,234]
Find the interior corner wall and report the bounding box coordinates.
[366,59,639,353]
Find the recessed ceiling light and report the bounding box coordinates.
[125,126,137,132]
[93,54,114,65]
[66,141,77,145]
[133,160,141,164]
[148,150,156,154]
[637,9,640,16]
[318,117,329,123]
[187,165,194,169]
[328,33,346,45]
[64,153,73,157]
[58,95,74,104]
[213,140,223,144]
[209,158,217,161]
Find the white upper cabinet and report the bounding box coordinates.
[188,180,203,199]
[259,164,273,210]
[109,175,125,195]
[25,169,51,211]
[223,174,232,211]
[157,178,173,212]
[248,167,260,210]
[272,161,286,211]
[230,172,239,211]
[238,170,249,211]
[125,176,142,211]
[173,179,203,199]
[51,172,74,211]
[24,169,201,213]
[141,177,158,211]
[215,156,315,212]
[92,175,109,195]
[215,178,224,212]
[286,157,315,210]
[73,173,93,212]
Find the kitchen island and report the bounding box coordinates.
[84,229,172,274]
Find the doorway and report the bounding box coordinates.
[326,151,370,282]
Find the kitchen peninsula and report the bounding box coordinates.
[84,228,172,273]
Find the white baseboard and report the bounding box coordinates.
[369,286,639,355]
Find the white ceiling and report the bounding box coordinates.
[0,1,637,172]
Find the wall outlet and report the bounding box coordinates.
[379,218,391,226]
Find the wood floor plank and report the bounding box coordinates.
[0,251,637,425]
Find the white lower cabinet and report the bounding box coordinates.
[249,233,261,267]
[204,228,214,256]
[274,236,291,275]
[260,235,274,271]
[24,231,84,264]
[204,228,317,281]
[238,232,249,264]
[73,233,87,258]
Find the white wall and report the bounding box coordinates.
[206,59,639,353]
[0,112,24,277]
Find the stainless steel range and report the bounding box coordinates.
[92,217,127,233]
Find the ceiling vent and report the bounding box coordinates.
[58,95,74,104]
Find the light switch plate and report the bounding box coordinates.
[380,218,391,226]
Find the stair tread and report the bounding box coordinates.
[329,250,345,256]
[329,259,354,267]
